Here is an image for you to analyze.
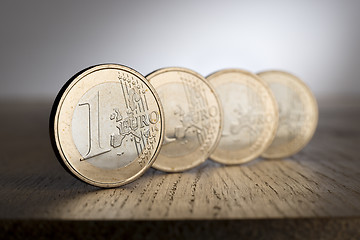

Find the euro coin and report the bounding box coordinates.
[258,70,318,159]
[50,64,164,187]
[146,67,222,172]
[207,69,278,165]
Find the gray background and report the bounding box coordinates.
[1,0,359,99]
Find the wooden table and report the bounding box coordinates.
[0,97,359,239]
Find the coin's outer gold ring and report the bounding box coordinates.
[207,68,279,165]
[146,67,223,172]
[258,70,318,159]
[50,64,164,187]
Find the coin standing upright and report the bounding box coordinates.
[50,64,164,187]
[207,69,278,165]
[146,67,223,172]
[258,70,318,159]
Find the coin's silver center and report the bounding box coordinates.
[71,82,159,169]
[157,81,218,158]
[269,83,304,147]
[216,82,266,150]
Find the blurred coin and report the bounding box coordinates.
[258,70,318,159]
[207,69,278,165]
[50,64,164,187]
[146,67,222,172]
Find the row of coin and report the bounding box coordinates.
[50,64,318,188]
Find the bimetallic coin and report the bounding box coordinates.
[207,69,278,165]
[257,71,318,159]
[146,67,222,172]
[50,64,164,187]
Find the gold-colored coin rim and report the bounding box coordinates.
[50,64,165,187]
[258,70,318,159]
[207,68,279,165]
[146,67,223,172]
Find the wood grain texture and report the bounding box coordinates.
[0,97,359,220]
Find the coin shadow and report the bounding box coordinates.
[205,157,264,169]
